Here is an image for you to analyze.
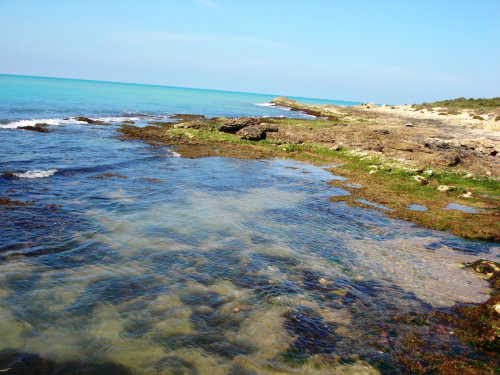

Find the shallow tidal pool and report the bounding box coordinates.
[1,150,498,374]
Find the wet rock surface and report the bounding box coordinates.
[19,123,52,132]
[74,117,109,125]
[0,350,132,375]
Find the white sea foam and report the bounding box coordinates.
[0,116,142,129]
[0,118,87,129]
[93,116,141,123]
[13,168,58,178]
[254,102,275,107]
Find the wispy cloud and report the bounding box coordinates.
[193,0,219,9]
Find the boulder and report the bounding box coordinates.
[19,123,52,133]
[219,117,261,133]
[74,117,109,125]
[237,124,278,141]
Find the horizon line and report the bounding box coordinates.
[0,73,361,105]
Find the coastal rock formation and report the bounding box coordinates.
[74,116,109,125]
[237,124,278,141]
[19,123,52,132]
[268,97,500,178]
[219,117,261,133]
[271,97,342,119]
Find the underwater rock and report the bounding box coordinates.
[180,291,223,308]
[74,117,109,125]
[190,308,246,332]
[282,308,339,355]
[154,356,198,375]
[0,349,132,374]
[121,319,153,339]
[153,333,255,359]
[227,363,257,375]
[6,273,42,293]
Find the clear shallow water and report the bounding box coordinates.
[0,75,499,374]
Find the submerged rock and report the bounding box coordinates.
[153,333,255,359]
[154,356,198,375]
[121,318,153,339]
[282,308,339,355]
[0,349,132,375]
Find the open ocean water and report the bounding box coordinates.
[0,74,499,374]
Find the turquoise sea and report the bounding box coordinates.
[0,74,498,374]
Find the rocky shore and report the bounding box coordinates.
[118,97,499,241]
[270,97,500,178]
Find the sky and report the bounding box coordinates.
[0,0,498,104]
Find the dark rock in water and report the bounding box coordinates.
[153,333,255,359]
[53,361,132,374]
[218,117,260,133]
[83,275,156,304]
[121,120,135,124]
[121,319,153,339]
[190,308,245,332]
[249,252,299,268]
[0,350,55,374]
[230,272,270,289]
[254,280,300,298]
[154,356,198,375]
[19,123,52,132]
[6,273,42,293]
[227,364,257,375]
[74,117,109,125]
[425,239,487,254]
[282,308,339,355]
[66,275,160,319]
[180,292,223,308]
[302,269,326,291]
[0,349,132,375]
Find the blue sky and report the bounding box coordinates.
[1,0,498,104]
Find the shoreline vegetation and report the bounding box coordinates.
[118,97,500,242]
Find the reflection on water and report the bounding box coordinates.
[0,155,498,374]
